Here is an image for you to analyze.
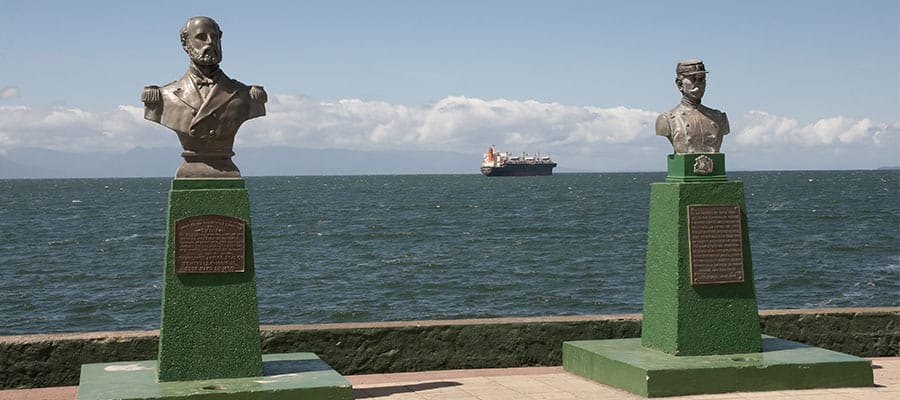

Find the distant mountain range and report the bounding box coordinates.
[0,147,489,178]
[5,147,893,179]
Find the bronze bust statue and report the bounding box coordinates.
[142,16,266,178]
[656,59,729,154]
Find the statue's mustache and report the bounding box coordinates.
[197,46,219,59]
[188,45,220,64]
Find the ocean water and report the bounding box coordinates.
[0,171,897,335]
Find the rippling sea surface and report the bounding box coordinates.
[0,171,897,335]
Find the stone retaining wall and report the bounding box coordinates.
[1,307,897,389]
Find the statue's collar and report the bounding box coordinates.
[188,64,222,83]
[680,97,701,109]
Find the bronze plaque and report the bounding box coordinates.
[175,215,245,274]
[687,204,745,285]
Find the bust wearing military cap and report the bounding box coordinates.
[656,59,729,154]
[142,16,266,178]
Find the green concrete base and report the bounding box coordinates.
[159,179,262,381]
[563,336,874,398]
[77,352,352,400]
[642,179,762,356]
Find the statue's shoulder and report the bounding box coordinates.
[248,85,267,103]
[656,106,680,137]
[221,74,248,89]
[141,75,188,122]
[149,79,187,101]
[161,78,182,90]
[142,79,182,103]
[220,74,266,103]
[700,104,725,118]
[141,85,162,105]
[699,104,730,134]
[141,81,177,123]
[701,104,729,122]
[223,76,267,118]
[143,75,179,96]
[246,84,267,118]
[216,72,267,118]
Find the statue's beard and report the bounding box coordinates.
[187,45,221,66]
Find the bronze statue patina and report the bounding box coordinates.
[656,59,729,154]
[142,16,266,178]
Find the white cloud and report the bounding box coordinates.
[0,86,19,99]
[734,111,897,147]
[1,96,897,171]
[240,95,659,156]
[0,104,170,152]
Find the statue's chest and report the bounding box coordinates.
[671,109,722,151]
[676,109,719,138]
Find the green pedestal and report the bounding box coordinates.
[562,154,875,396]
[158,179,263,381]
[641,179,762,356]
[77,353,352,400]
[79,178,351,399]
[563,336,874,397]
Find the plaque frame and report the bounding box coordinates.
[687,204,745,285]
[174,214,246,274]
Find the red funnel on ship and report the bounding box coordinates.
[487,146,494,161]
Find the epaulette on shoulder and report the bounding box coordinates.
[249,85,267,103]
[141,85,161,104]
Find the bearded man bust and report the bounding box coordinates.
[142,16,266,178]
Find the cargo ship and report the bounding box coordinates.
[481,146,557,176]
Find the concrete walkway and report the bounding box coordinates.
[2,357,897,400]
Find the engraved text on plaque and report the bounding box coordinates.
[687,204,745,285]
[175,215,245,274]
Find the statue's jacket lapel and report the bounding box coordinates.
[192,77,238,129]
[172,76,203,113]
[158,73,201,134]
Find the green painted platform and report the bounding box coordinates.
[77,352,352,400]
[563,336,874,397]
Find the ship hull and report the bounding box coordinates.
[481,163,556,176]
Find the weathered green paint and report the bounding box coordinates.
[77,352,351,400]
[665,153,727,182]
[563,336,874,397]
[158,179,263,381]
[641,179,762,355]
[2,308,897,389]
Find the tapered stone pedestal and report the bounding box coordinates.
[78,180,351,400]
[563,154,874,397]
[641,178,762,356]
[158,179,262,381]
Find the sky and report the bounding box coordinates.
[1,0,898,173]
